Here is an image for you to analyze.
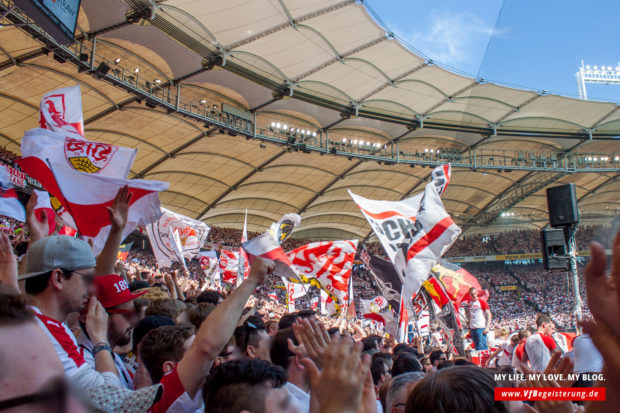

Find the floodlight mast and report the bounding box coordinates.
[576,60,620,100]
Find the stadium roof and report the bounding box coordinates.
[0,0,618,240]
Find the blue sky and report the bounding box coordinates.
[366,0,619,103]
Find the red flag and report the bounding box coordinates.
[422,276,451,308]
[58,225,77,236]
[431,261,489,307]
[238,210,250,284]
[398,291,409,343]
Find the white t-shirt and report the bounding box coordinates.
[573,334,603,374]
[498,340,516,367]
[524,333,556,372]
[77,330,134,390]
[467,299,489,329]
[286,381,310,413]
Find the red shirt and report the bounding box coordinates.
[149,367,203,413]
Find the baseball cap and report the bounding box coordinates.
[18,235,96,280]
[94,274,148,309]
[89,384,162,413]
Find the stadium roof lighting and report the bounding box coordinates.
[276,122,281,128]
[154,79,162,84]
[342,138,346,143]
[312,132,317,137]
[134,67,140,73]
[282,125,288,130]
[200,99,207,104]
[114,58,121,64]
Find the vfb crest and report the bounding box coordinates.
[64,137,117,174]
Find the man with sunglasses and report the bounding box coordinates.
[77,273,147,389]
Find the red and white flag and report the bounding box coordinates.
[0,166,25,222]
[33,190,56,235]
[393,172,461,316]
[218,250,239,284]
[48,163,168,253]
[197,251,219,280]
[39,86,84,137]
[268,292,279,302]
[237,209,250,285]
[287,240,358,315]
[361,296,397,336]
[349,164,451,263]
[171,229,188,272]
[242,232,299,281]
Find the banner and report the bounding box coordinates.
[146,207,210,267]
[218,250,239,284]
[287,240,358,316]
[39,85,84,137]
[422,276,451,308]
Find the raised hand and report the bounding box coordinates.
[247,257,274,286]
[292,318,331,368]
[25,192,48,242]
[0,233,18,291]
[300,336,371,413]
[106,185,132,231]
[85,297,109,344]
[542,351,575,388]
[585,229,620,336]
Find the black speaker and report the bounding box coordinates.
[541,228,569,270]
[546,183,579,227]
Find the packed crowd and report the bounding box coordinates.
[1,186,618,413]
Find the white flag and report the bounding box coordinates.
[146,208,210,267]
[0,166,25,222]
[171,229,187,271]
[39,86,84,137]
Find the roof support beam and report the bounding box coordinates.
[196,150,287,219]
[298,161,362,213]
[577,174,619,203]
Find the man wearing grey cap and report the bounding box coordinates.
[20,234,122,390]
[15,188,133,391]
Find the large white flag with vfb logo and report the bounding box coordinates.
[146,208,210,267]
[349,164,450,264]
[39,85,85,138]
[218,250,240,284]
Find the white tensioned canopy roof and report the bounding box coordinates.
[0,0,618,241]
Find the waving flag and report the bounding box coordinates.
[238,210,250,285]
[242,232,299,281]
[171,229,187,271]
[361,296,397,336]
[430,261,488,306]
[422,276,451,308]
[269,213,301,244]
[360,249,402,309]
[146,208,210,267]
[0,165,25,222]
[393,173,461,315]
[49,163,167,253]
[218,250,239,283]
[117,242,133,262]
[39,86,84,137]
[349,164,451,263]
[398,291,409,343]
[287,240,358,315]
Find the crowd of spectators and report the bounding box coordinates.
[0,146,18,163]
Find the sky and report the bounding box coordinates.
[366,0,619,103]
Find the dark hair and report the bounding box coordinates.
[392,352,422,377]
[429,350,446,366]
[453,358,474,366]
[406,366,508,413]
[270,327,297,370]
[517,329,530,340]
[24,269,73,296]
[129,280,150,291]
[327,327,340,337]
[246,315,265,329]
[393,343,410,355]
[362,335,382,352]
[278,314,299,330]
[0,284,33,326]
[536,314,552,327]
[371,356,390,385]
[187,302,215,330]
[437,360,454,370]
[296,310,316,319]
[197,290,224,305]
[132,315,175,353]
[203,359,286,413]
[139,324,194,383]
